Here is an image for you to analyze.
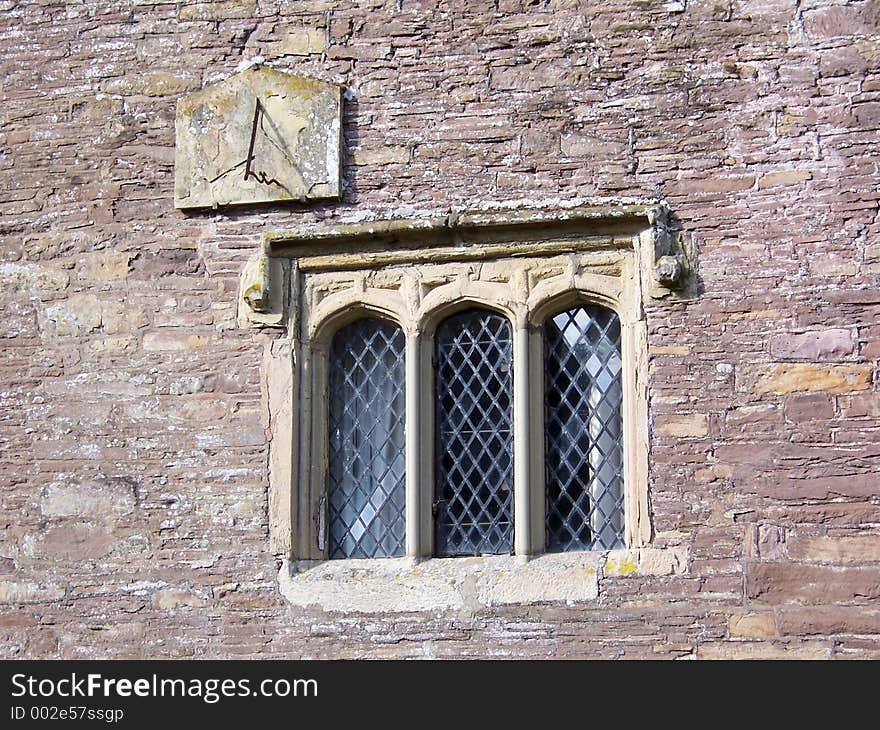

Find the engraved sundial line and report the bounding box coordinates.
[256,101,308,171]
[207,158,247,184]
[205,99,294,192]
[243,98,291,192]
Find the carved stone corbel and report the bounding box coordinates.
[238,251,288,328]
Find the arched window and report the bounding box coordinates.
[544,305,624,551]
[434,309,514,556]
[327,318,406,558]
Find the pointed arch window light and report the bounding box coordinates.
[434,309,515,556]
[327,318,406,559]
[544,305,624,552]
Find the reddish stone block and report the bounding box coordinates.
[777,606,880,637]
[783,393,834,422]
[804,5,879,38]
[758,502,880,528]
[769,328,855,361]
[746,563,880,604]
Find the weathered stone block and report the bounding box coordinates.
[696,641,829,659]
[783,393,834,422]
[76,252,132,282]
[603,546,688,577]
[777,606,880,636]
[280,554,601,614]
[41,478,137,520]
[746,563,880,604]
[142,331,211,351]
[819,45,868,78]
[769,328,855,361]
[174,67,342,209]
[650,344,691,356]
[273,27,327,56]
[0,581,65,604]
[758,170,813,189]
[179,1,256,21]
[668,174,755,195]
[758,474,878,501]
[154,589,208,610]
[560,132,627,158]
[24,523,116,561]
[104,71,196,97]
[758,525,785,560]
[805,5,878,38]
[0,263,69,292]
[853,102,880,128]
[724,404,780,433]
[741,363,873,394]
[351,146,411,165]
[655,413,709,438]
[45,295,103,337]
[786,536,880,563]
[838,393,880,418]
[729,612,775,639]
[760,502,880,528]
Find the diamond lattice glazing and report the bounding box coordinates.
[434,309,514,556]
[544,306,624,551]
[328,318,406,558]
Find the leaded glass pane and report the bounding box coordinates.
[544,305,624,551]
[434,309,514,556]
[328,318,406,558]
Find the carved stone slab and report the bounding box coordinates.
[174,67,341,209]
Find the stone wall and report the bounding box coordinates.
[1,0,879,659]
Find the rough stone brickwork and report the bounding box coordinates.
[2,0,879,659]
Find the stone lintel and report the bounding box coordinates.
[263,201,669,256]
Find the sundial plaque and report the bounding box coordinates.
[174,67,342,209]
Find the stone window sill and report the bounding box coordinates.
[277,546,688,614]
